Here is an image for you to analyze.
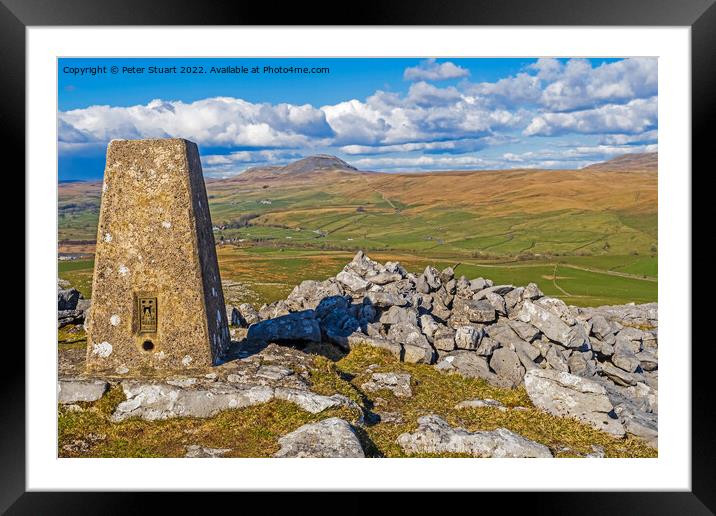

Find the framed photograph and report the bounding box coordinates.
[7,0,708,512]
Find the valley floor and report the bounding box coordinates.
[60,245,657,309]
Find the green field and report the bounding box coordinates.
[59,246,656,308]
[58,164,657,308]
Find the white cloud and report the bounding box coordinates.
[599,129,658,145]
[403,59,470,81]
[340,136,509,156]
[539,58,657,111]
[528,58,562,81]
[58,97,334,148]
[464,73,542,107]
[58,58,659,175]
[524,96,657,136]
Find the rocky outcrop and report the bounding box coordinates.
[523,369,625,437]
[396,415,552,458]
[110,379,357,422]
[229,250,658,444]
[273,418,365,458]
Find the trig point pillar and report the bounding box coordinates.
[85,138,230,372]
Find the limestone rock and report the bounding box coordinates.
[453,298,496,323]
[111,381,275,421]
[274,388,356,414]
[397,415,552,458]
[432,327,456,351]
[454,325,482,350]
[435,351,509,388]
[336,270,370,293]
[345,333,403,359]
[518,301,584,348]
[184,445,231,458]
[524,369,625,437]
[454,399,506,411]
[247,311,321,345]
[58,288,81,310]
[361,372,412,397]
[419,314,440,343]
[380,306,418,326]
[365,291,408,308]
[58,378,109,404]
[489,348,525,388]
[274,418,365,458]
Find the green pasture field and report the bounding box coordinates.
[58,246,656,308]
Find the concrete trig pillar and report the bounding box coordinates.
[85,138,230,372]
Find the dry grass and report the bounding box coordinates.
[58,345,657,459]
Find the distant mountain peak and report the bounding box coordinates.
[239,154,361,179]
[582,152,657,172]
[282,155,358,174]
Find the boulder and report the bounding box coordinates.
[361,372,412,397]
[419,314,440,343]
[274,418,365,458]
[366,272,403,285]
[454,325,482,350]
[473,284,514,300]
[423,266,442,290]
[544,345,569,372]
[453,298,496,323]
[237,303,260,325]
[485,292,507,315]
[522,283,543,300]
[599,362,639,386]
[523,369,625,437]
[387,323,435,364]
[508,320,541,342]
[433,327,456,351]
[345,333,402,359]
[518,301,585,348]
[58,288,81,310]
[476,336,500,356]
[111,382,275,421]
[397,415,552,458]
[365,291,408,308]
[273,388,357,414]
[345,250,381,277]
[612,350,642,373]
[58,378,109,404]
[435,351,509,388]
[58,309,84,328]
[589,314,614,340]
[336,270,370,293]
[247,311,321,345]
[258,301,291,320]
[380,306,418,326]
[469,277,491,291]
[489,348,525,388]
[636,350,658,371]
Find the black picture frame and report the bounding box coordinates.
[4,0,707,513]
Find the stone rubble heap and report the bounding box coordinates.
[232,250,658,446]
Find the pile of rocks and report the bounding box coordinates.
[58,279,90,328]
[232,250,658,446]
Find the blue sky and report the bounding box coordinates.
[58,57,657,180]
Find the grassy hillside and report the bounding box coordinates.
[57,154,657,307]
